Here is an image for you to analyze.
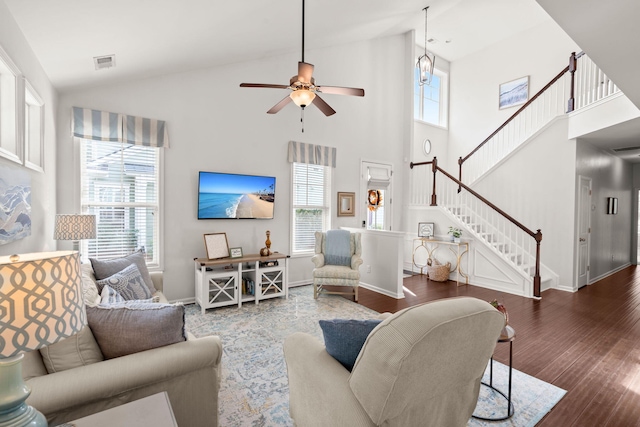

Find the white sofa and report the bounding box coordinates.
[23,265,223,427]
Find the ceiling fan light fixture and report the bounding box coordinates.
[290,89,316,107]
[417,6,436,86]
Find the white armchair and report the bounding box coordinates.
[284,297,505,426]
[311,231,363,301]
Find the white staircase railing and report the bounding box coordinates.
[574,54,620,109]
[409,52,624,298]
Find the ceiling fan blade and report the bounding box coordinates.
[297,62,314,83]
[267,95,293,114]
[316,85,365,97]
[312,94,336,116]
[240,83,290,89]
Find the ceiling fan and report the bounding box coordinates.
[239,0,365,118]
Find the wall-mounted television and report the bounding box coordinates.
[198,171,276,219]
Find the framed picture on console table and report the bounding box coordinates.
[204,232,230,259]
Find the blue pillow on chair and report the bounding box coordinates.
[319,318,382,371]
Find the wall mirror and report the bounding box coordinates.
[337,192,355,217]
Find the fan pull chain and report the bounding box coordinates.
[301,107,305,133]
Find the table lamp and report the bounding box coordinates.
[54,214,96,254]
[0,251,86,426]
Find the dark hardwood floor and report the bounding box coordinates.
[351,267,640,426]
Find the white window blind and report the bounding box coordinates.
[291,163,331,253]
[80,139,160,265]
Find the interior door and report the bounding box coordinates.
[577,176,591,289]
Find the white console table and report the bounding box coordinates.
[194,252,289,314]
[412,238,469,285]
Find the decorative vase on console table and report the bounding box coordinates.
[260,230,272,256]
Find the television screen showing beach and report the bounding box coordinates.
[198,172,276,219]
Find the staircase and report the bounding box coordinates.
[410,52,619,298]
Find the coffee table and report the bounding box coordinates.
[59,392,177,427]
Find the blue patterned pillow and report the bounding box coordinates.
[99,284,158,306]
[319,318,382,371]
[100,284,125,305]
[96,264,153,301]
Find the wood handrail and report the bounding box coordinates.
[411,161,543,297]
[436,166,539,239]
[460,65,570,164]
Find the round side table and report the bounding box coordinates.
[472,325,515,421]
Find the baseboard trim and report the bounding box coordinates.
[359,282,405,299]
[589,263,631,284]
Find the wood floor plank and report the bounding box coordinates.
[347,266,640,425]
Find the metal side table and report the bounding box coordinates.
[472,325,515,421]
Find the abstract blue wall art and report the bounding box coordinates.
[499,76,529,110]
[0,163,31,245]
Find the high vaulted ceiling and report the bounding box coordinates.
[3,0,551,92]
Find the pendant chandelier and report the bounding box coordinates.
[417,6,436,86]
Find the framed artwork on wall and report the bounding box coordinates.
[418,222,434,238]
[499,76,529,109]
[203,232,230,259]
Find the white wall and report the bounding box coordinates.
[576,140,633,281]
[57,35,408,301]
[0,1,58,256]
[473,119,577,290]
[448,20,579,172]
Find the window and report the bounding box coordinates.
[24,80,44,172]
[291,163,331,253]
[362,161,392,231]
[414,66,448,127]
[80,139,161,267]
[0,45,20,163]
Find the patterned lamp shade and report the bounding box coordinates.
[53,214,96,240]
[0,251,86,358]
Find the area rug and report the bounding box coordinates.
[184,285,565,426]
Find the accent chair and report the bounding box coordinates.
[284,297,505,427]
[311,230,362,301]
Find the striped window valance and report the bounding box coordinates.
[72,107,169,148]
[287,141,336,168]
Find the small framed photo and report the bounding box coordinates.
[499,75,529,109]
[203,232,230,260]
[229,247,243,258]
[418,222,434,238]
[337,192,355,217]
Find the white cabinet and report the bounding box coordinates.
[194,253,288,313]
[194,268,239,314]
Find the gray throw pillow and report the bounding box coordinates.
[96,264,153,301]
[90,250,156,295]
[86,303,186,359]
[39,326,104,373]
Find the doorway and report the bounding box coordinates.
[576,175,591,289]
[360,161,392,231]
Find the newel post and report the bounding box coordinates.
[567,52,577,113]
[533,229,542,298]
[431,157,438,206]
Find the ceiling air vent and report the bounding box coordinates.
[93,54,116,70]
[613,146,640,152]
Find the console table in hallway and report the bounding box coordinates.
[412,238,469,285]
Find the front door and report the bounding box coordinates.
[577,176,591,289]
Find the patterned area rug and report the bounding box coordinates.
[184,286,565,426]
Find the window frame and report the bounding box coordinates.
[414,66,449,129]
[78,137,164,270]
[0,44,22,164]
[290,162,332,256]
[23,78,44,173]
